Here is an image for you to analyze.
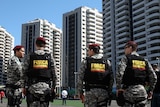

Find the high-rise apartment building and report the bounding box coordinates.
[0,26,14,85]
[103,0,160,73]
[21,19,62,89]
[62,6,103,89]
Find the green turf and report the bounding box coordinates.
[51,99,84,107]
[4,98,84,107]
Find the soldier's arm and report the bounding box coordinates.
[77,59,86,95]
[7,57,20,85]
[107,60,114,93]
[146,60,157,92]
[7,58,15,79]
[50,54,57,89]
[21,55,30,88]
[7,57,18,71]
[116,56,127,90]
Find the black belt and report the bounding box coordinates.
[123,83,145,89]
[28,78,50,85]
[6,84,20,89]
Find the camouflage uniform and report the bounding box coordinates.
[22,50,57,107]
[77,54,114,107]
[116,52,157,107]
[6,55,23,107]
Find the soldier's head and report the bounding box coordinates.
[13,45,25,58]
[87,43,100,56]
[35,36,46,49]
[124,41,137,55]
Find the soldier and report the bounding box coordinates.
[21,36,57,107]
[116,41,157,107]
[151,64,160,107]
[6,45,25,107]
[77,43,114,107]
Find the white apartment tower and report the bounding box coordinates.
[62,6,103,89]
[0,26,14,85]
[21,19,62,89]
[103,0,160,73]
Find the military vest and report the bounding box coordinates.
[84,57,111,86]
[28,53,51,79]
[122,55,149,86]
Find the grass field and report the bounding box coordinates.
[51,99,84,107]
[3,98,84,107]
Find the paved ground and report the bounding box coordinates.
[0,100,151,107]
[0,100,73,107]
[0,100,74,107]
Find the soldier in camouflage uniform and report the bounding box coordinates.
[151,64,160,107]
[21,37,57,107]
[77,44,114,107]
[6,45,25,107]
[116,41,157,107]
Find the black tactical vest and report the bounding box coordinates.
[28,53,51,79]
[84,57,110,86]
[122,55,148,86]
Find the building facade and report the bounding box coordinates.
[62,6,103,90]
[21,19,62,90]
[0,26,14,85]
[103,0,160,74]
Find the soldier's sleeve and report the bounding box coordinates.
[116,56,127,89]
[15,58,24,87]
[7,57,19,84]
[50,54,57,89]
[21,55,30,88]
[146,60,157,92]
[6,58,14,83]
[77,59,86,95]
[107,60,114,93]
[7,57,19,71]
[7,58,13,74]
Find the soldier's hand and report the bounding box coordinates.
[22,88,26,95]
[79,94,84,103]
[116,89,124,96]
[147,91,153,100]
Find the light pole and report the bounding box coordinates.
[156,57,160,69]
[59,86,61,99]
[74,71,79,97]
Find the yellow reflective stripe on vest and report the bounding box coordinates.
[91,63,105,72]
[132,60,146,70]
[33,60,48,69]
